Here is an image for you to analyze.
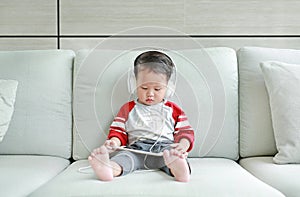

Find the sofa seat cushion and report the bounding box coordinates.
[240,157,300,197]
[31,158,283,197]
[0,155,69,197]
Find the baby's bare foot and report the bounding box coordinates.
[88,146,113,181]
[163,149,190,182]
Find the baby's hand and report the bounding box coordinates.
[170,143,188,159]
[104,139,118,153]
[170,138,190,159]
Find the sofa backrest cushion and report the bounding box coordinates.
[73,47,238,160]
[0,50,74,159]
[238,47,300,158]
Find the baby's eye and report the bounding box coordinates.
[155,88,161,91]
[141,87,148,90]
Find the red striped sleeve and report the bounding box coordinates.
[178,117,187,122]
[107,101,135,146]
[165,101,195,152]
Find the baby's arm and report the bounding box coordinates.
[169,101,194,152]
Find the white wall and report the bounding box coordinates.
[0,0,299,50]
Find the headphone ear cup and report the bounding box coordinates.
[127,69,136,94]
[165,80,175,98]
[165,66,177,98]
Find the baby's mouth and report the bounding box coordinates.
[146,98,154,102]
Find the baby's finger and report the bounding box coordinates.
[110,140,117,147]
[104,140,111,146]
[104,140,115,151]
[173,146,184,153]
[170,143,179,148]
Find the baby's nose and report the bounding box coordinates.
[147,90,154,96]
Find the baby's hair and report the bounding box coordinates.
[134,51,175,81]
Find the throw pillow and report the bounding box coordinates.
[0,79,18,142]
[260,61,300,164]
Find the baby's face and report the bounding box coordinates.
[136,69,168,105]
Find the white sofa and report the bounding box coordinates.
[0,46,299,197]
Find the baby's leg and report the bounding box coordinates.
[163,149,190,182]
[88,146,122,181]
